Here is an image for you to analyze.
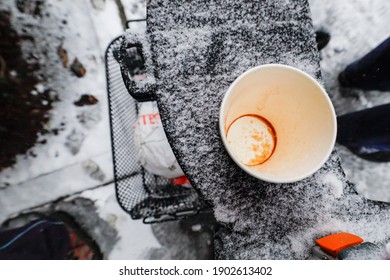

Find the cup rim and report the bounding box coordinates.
[219,63,337,183]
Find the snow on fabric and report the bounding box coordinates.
[133,101,184,179]
[124,0,390,259]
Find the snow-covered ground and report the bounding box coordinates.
[0,0,389,259]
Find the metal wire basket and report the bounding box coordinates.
[105,24,209,223]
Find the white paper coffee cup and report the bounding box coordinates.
[219,64,337,183]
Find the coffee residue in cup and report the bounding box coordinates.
[226,115,276,166]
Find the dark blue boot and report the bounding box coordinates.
[337,103,390,162]
[338,37,390,91]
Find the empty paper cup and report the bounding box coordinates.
[219,64,337,183]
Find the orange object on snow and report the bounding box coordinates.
[315,232,364,257]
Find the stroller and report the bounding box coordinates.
[105,20,210,224]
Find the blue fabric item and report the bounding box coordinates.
[339,37,390,91]
[337,103,390,162]
[0,219,70,260]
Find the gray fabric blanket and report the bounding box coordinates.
[125,0,390,259]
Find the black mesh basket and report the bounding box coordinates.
[105,26,209,223]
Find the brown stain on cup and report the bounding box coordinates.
[226,114,277,166]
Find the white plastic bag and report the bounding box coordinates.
[133,101,185,179]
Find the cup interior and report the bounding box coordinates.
[220,64,337,183]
